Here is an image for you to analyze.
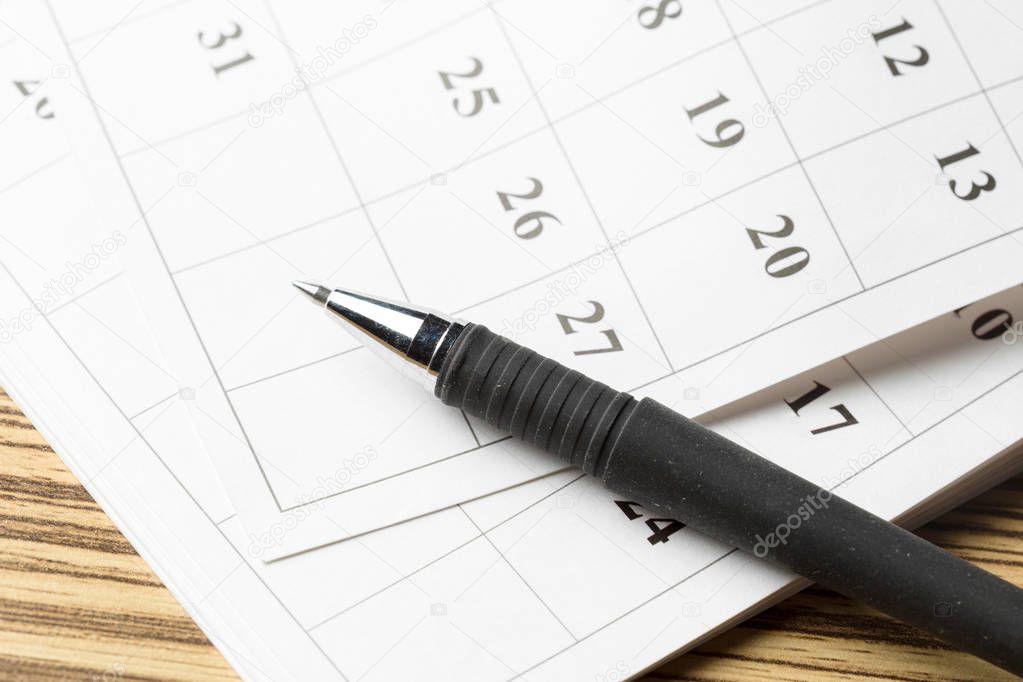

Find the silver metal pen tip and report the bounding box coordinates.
[296,283,466,391]
[292,280,331,305]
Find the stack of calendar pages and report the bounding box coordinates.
[4,0,1023,679]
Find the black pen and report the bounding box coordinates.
[293,281,1023,676]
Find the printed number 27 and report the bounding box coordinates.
[557,301,623,356]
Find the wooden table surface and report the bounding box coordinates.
[1,388,1020,682]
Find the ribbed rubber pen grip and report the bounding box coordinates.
[435,324,1023,676]
[435,324,636,476]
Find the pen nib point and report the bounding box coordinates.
[292,280,331,305]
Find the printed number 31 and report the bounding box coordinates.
[198,21,255,77]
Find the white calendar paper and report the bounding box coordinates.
[3,126,1022,679]
[6,2,1023,680]
[42,0,1023,555]
[4,132,1022,678]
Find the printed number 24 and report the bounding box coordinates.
[615,500,685,545]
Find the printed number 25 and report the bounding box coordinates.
[439,57,499,117]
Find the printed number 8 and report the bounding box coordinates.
[637,0,683,30]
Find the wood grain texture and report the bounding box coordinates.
[0,388,1020,682]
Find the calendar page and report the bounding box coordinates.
[4,144,1023,680]
[8,3,1023,680]
[4,129,1022,680]
[47,0,1023,556]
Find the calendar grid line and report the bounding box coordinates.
[0,225,349,680]
[210,215,1023,408]
[842,356,914,437]
[214,512,237,526]
[461,410,482,447]
[832,365,1023,485]
[506,361,1023,679]
[510,549,742,682]
[826,86,944,169]
[253,66,553,461]
[66,0,191,46]
[630,221,1023,393]
[194,189,310,274]
[963,197,1023,254]
[935,0,1023,172]
[225,345,362,393]
[109,2,833,169]
[489,5,676,373]
[304,356,1023,661]
[126,390,177,422]
[319,2,502,80]
[3,84,47,130]
[697,281,816,393]
[80,12,1023,298]
[276,435,513,513]
[713,0,865,292]
[446,184,564,273]
[157,0,513,504]
[0,151,68,196]
[46,272,122,315]
[178,152,796,284]
[725,3,810,57]
[458,504,580,642]
[73,1,161,66]
[70,294,181,383]
[834,184,936,286]
[55,0,1023,558]
[49,7,290,512]
[260,0,411,302]
[21,6,1023,682]
[308,473,585,628]
[157,70,1022,286]
[104,7,536,164]
[167,202,366,275]
[65,76,180,167]
[3,16,53,61]
[571,507,679,592]
[120,106,265,161]
[25,3,1023,678]
[830,299,942,388]
[317,82,432,167]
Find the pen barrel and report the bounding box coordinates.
[436,325,1023,675]
[435,324,637,476]
[605,399,1023,676]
